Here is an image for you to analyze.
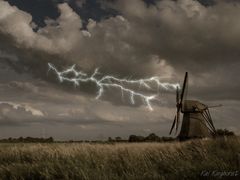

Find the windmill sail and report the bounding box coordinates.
[180,72,188,112]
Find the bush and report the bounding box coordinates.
[128,135,145,142]
[145,133,160,142]
[215,129,235,136]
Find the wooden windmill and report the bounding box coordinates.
[169,72,222,140]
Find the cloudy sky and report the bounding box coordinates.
[0,0,239,140]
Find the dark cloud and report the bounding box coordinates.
[0,0,240,139]
[1,0,240,98]
[4,0,118,28]
[103,0,240,98]
[0,102,44,126]
[5,0,60,27]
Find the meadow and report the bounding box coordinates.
[0,137,239,180]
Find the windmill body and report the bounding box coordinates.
[169,72,220,140]
[178,100,212,140]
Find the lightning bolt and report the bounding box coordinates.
[48,63,180,111]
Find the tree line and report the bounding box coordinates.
[0,129,235,143]
[0,137,54,143]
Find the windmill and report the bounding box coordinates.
[169,72,222,140]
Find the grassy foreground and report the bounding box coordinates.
[0,137,239,180]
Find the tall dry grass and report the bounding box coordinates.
[0,137,239,179]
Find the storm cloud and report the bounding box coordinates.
[0,0,239,139]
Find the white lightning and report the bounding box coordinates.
[48,63,180,111]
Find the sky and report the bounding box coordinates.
[0,0,239,140]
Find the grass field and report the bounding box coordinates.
[0,137,239,180]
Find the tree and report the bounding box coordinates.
[128,135,145,142]
[145,133,160,142]
[215,129,235,136]
[108,137,113,142]
[115,137,122,142]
